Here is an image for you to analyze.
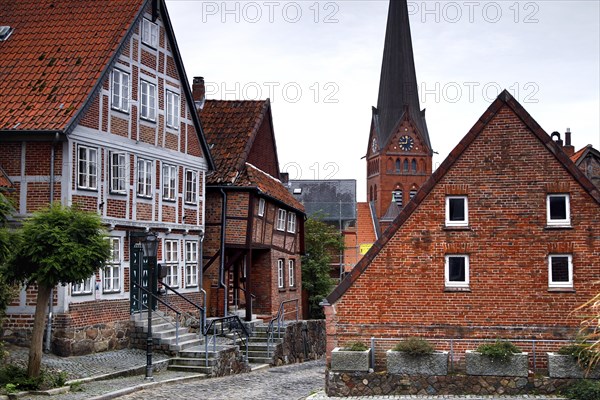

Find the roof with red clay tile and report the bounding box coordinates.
[571,145,591,163]
[239,163,304,212]
[0,166,13,189]
[571,145,600,166]
[327,90,600,305]
[356,202,377,244]
[200,100,270,184]
[0,0,145,132]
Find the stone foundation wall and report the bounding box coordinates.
[52,320,132,357]
[272,320,326,366]
[210,347,251,377]
[326,370,577,397]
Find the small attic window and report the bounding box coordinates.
[0,26,14,41]
[293,188,302,195]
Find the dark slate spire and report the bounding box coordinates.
[375,0,430,151]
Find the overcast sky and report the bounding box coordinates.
[167,0,600,201]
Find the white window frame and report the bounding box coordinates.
[546,194,571,227]
[103,237,121,293]
[287,212,296,233]
[162,164,177,201]
[258,198,265,217]
[72,276,94,295]
[166,90,180,130]
[110,152,127,194]
[164,239,179,288]
[77,145,98,190]
[141,18,158,48]
[288,259,295,287]
[445,255,470,288]
[277,209,286,231]
[277,259,284,289]
[185,169,198,204]
[548,254,573,288]
[445,196,468,227]
[111,69,130,113]
[185,241,198,288]
[137,158,153,198]
[140,80,156,121]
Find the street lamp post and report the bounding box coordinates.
[141,231,158,380]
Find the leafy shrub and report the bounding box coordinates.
[476,340,521,362]
[0,364,69,393]
[557,342,598,371]
[393,337,434,356]
[344,341,369,351]
[563,379,600,400]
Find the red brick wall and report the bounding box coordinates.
[247,116,279,177]
[329,105,600,354]
[367,120,433,220]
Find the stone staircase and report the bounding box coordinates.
[246,324,285,364]
[131,311,203,353]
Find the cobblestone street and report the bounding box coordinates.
[118,359,326,400]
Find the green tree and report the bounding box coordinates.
[0,193,17,327]
[3,204,110,378]
[302,216,344,319]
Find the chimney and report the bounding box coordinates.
[192,77,206,110]
[279,172,289,184]
[563,128,575,156]
[550,131,563,147]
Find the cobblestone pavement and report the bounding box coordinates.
[118,359,326,400]
[4,345,567,400]
[5,344,169,380]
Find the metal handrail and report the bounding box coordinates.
[132,281,181,345]
[159,280,206,335]
[267,298,299,356]
[203,315,249,367]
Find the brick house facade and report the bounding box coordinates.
[0,0,214,355]
[194,89,305,321]
[324,91,600,360]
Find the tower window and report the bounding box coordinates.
[395,159,401,172]
[411,159,417,173]
[403,159,409,172]
[393,190,403,207]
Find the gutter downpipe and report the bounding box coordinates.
[199,231,206,334]
[219,189,228,318]
[45,132,59,352]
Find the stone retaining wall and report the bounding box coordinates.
[326,370,576,397]
[272,320,326,366]
[52,320,132,357]
[210,347,251,377]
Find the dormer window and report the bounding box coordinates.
[142,18,158,48]
[0,26,13,41]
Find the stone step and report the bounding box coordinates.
[178,346,232,358]
[160,332,199,345]
[168,338,205,353]
[249,363,270,372]
[247,355,273,364]
[168,364,213,375]
[170,357,217,367]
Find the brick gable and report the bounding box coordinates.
[326,91,600,349]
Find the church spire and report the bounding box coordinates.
[375,0,430,152]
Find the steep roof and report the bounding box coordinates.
[571,145,600,166]
[374,0,430,151]
[0,166,13,190]
[287,180,356,221]
[0,0,214,169]
[356,202,377,244]
[200,100,271,184]
[239,163,304,213]
[0,0,145,132]
[327,90,600,305]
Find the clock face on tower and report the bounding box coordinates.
[399,135,414,151]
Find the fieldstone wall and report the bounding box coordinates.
[326,370,577,397]
[52,320,132,357]
[272,320,326,366]
[210,347,251,377]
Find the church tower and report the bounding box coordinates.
[366,0,433,229]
